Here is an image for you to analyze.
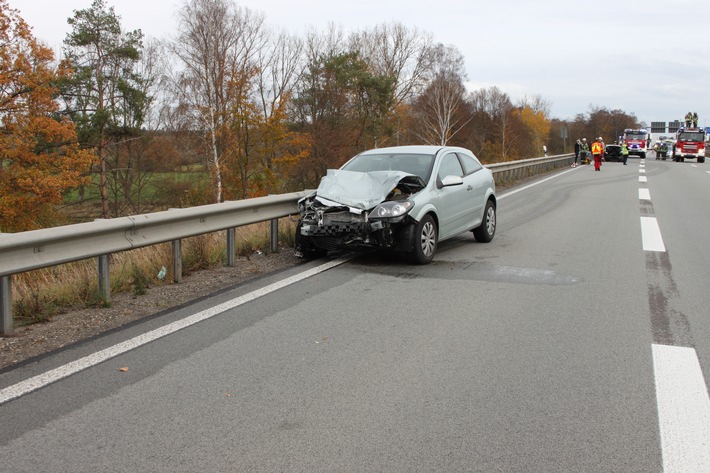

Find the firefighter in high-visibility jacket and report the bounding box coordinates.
[591,137,604,171]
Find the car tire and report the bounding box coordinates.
[698,156,705,163]
[473,199,496,243]
[408,214,437,264]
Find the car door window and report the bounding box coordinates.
[458,153,482,175]
[438,153,464,180]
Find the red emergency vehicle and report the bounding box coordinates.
[622,129,649,159]
[672,127,706,163]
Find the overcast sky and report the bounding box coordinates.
[14,0,710,129]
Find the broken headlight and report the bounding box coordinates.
[368,200,413,220]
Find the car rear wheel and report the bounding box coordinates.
[473,200,496,243]
[408,214,437,264]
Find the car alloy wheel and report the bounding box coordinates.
[473,200,496,242]
[421,220,436,256]
[409,214,437,264]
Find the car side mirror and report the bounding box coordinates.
[439,175,464,188]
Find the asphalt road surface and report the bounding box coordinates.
[1,155,708,472]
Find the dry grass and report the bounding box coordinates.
[11,218,298,326]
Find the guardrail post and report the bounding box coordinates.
[270,219,279,253]
[226,228,235,267]
[172,239,182,283]
[98,254,110,306]
[1,275,12,335]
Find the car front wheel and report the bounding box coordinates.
[473,200,496,242]
[408,214,437,264]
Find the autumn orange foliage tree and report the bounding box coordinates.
[517,104,551,158]
[0,0,94,231]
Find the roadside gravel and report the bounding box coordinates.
[0,249,303,371]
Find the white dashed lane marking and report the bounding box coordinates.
[643,161,710,472]
[653,344,710,472]
[641,217,665,252]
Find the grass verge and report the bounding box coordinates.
[11,218,298,327]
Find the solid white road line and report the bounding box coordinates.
[0,257,350,405]
[641,217,666,252]
[639,188,651,200]
[652,344,710,473]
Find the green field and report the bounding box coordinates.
[63,171,211,205]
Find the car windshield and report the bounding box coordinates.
[342,153,435,182]
[677,132,705,142]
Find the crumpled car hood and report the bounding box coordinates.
[315,169,422,210]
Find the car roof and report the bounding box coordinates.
[357,145,472,156]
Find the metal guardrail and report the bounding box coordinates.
[0,154,573,334]
[488,153,573,186]
[0,191,311,334]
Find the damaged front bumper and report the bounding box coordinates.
[294,169,423,257]
[296,200,414,255]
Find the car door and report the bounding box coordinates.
[434,152,470,238]
[457,152,487,228]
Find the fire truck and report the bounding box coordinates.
[622,129,649,159]
[672,127,706,163]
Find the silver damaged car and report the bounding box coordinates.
[295,145,497,264]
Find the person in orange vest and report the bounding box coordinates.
[591,137,604,171]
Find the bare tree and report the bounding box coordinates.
[350,22,434,145]
[170,0,266,202]
[288,25,350,185]
[304,23,347,65]
[349,22,433,106]
[411,43,469,145]
[467,86,518,160]
[518,94,552,116]
[253,28,304,191]
[414,75,467,145]
[255,29,303,120]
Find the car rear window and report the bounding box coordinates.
[458,152,483,175]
